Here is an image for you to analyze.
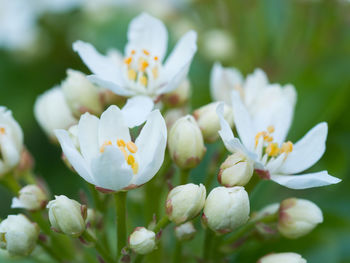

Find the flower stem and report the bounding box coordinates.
[38,239,62,262]
[203,229,214,261]
[172,240,182,263]
[81,230,114,263]
[153,215,170,233]
[0,173,21,193]
[222,212,278,245]
[179,169,190,185]
[115,191,127,261]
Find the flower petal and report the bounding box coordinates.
[87,75,134,97]
[159,31,197,94]
[121,96,154,128]
[243,68,269,108]
[55,129,95,184]
[11,197,24,209]
[91,146,133,191]
[98,105,131,146]
[210,62,243,104]
[270,171,341,189]
[78,113,100,165]
[125,13,168,60]
[279,122,328,174]
[133,110,167,185]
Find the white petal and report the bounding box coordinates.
[98,105,131,146]
[210,62,243,104]
[125,13,168,60]
[55,129,95,184]
[87,75,134,97]
[279,122,328,174]
[73,40,121,83]
[243,68,269,108]
[133,110,167,185]
[271,171,341,189]
[231,91,256,151]
[91,147,133,191]
[78,113,100,165]
[121,96,154,128]
[11,197,24,209]
[159,31,197,94]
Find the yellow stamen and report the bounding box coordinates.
[0,127,5,134]
[255,131,266,146]
[139,75,147,86]
[267,125,275,133]
[143,49,150,56]
[128,69,137,81]
[139,60,149,72]
[127,155,135,165]
[131,162,139,174]
[264,135,273,143]
[117,139,126,147]
[119,146,128,160]
[100,141,112,153]
[265,143,280,157]
[154,56,158,61]
[126,141,138,153]
[152,67,159,79]
[131,50,136,55]
[124,57,132,65]
[280,141,293,154]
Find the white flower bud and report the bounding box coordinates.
[278,198,323,239]
[61,69,103,117]
[166,184,206,225]
[218,152,254,186]
[203,186,249,233]
[11,184,48,211]
[193,102,233,143]
[0,107,24,175]
[47,195,87,237]
[0,214,39,256]
[252,203,279,237]
[258,252,307,263]
[168,115,206,169]
[175,222,196,241]
[34,87,77,140]
[162,79,191,107]
[129,227,156,255]
[201,29,235,61]
[164,108,187,131]
[85,208,97,227]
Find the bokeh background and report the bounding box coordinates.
[0,0,349,262]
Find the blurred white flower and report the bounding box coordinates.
[258,252,307,263]
[55,105,167,192]
[73,13,197,103]
[0,107,23,175]
[129,227,156,255]
[202,29,235,61]
[216,101,341,189]
[11,185,48,211]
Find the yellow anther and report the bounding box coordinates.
[139,60,149,72]
[280,141,293,154]
[154,56,158,61]
[255,131,266,146]
[100,141,112,153]
[139,75,148,86]
[131,50,136,55]
[126,141,138,153]
[152,67,159,79]
[127,155,135,165]
[265,143,280,157]
[117,139,126,147]
[131,162,139,174]
[0,127,5,134]
[264,135,273,143]
[124,57,132,65]
[267,125,275,133]
[119,146,128,160]
[143,49,150,56]
[128,69,137,81]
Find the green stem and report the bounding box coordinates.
[81,230,114,263]
[172,240,182,263]
[115,191,127,261]
[203,229,214,261]
[179,169,190,185]
[153,215,170,233]
[223,213,278,245]
[204,146,227,189]
[0,174,21,193]
[38,239,62,262]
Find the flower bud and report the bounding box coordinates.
[128,227,156,255]
[34,87,77,140]
[201,29,235,62]
[175,222,196,241]
[61,69,103,117]
[168,115,206,169]
[85,208,97,227]
[47,195,87,237]
[162,79,191,108]
[164,108,187,131]
[218,152,254,187]
[0,107,24,176]
[203,186,249,233]
[252,203,279,237]
[258,252,307,263]
[166,183,206,225]
[193,102,233,143]
[278,198,323,239]
[11,185,48,211]
[0,214,39,256]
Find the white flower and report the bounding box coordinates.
[55,105,167,192]
[0,107,23,175]
[11,184,48,211]
[175,222,196,241]
[129,227,156,255]
[73,13,197,100]
[34,87,78,140]
[258,252,307,263]
[216,98,341,189]
[202,29,235,61]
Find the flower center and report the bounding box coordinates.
[0,127,5,134]
[255,125,293,159]
[100,139,139,174]
[123,49,160,90]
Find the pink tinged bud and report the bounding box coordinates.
[278,198,323,239]
[166,183,206,225]
[175,222,196,241]
[162,79,191,107]
[193,102,233,143]
[128,227,156,255]
[258,252,307,263]
[203,186,250,233]
[168,115,206,169]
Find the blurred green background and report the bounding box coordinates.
[0,0,349,262]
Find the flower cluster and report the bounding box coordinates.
[0,12,341,263]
